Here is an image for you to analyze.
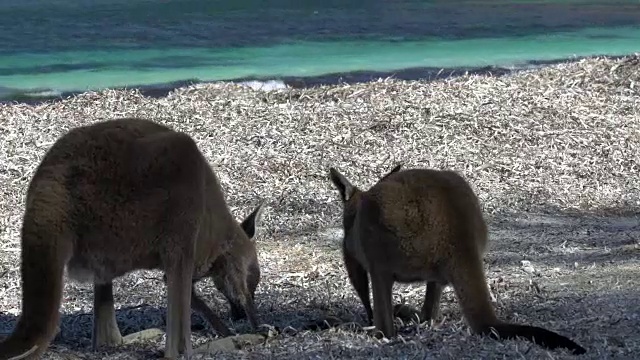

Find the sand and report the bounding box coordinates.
[0,54,639,359]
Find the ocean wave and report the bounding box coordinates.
[0,86,65,103]
[0,55,629,105]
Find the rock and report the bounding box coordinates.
[194,334,266,354]
[520,260,535,274]
[122,328,165,344]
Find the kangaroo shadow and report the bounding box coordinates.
[0,282,271,354]
[0,303,247,347]
[0,280,362,350]
[485,208,639,269]
[3,271,637,357]
[269,286,639,357]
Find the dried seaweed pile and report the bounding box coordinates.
[0,55,639,359]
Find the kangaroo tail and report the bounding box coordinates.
[0,208,71,359]
[447,253,586,356]
[480,322,586,355]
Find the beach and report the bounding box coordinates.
[2,0,640,102]
[0,54,639,359]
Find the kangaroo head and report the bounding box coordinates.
[211,202,264,321]
[329,164,402,230]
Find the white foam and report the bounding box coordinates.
[239,79,288,91]
[26,89,63,98]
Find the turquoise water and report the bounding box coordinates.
[1,0,639,100]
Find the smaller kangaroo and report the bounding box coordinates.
[0,118,263,360]
[328,164,586,355]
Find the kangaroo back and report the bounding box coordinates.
[364,169,488,259]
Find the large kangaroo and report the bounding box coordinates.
[328,165,586,355]
[0,118,263,360]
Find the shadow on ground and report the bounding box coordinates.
[0,208,638,359]
[1,267,638,359]
[485,209,639,269]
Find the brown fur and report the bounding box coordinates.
[0,118,263,359]
[329,165,586,355]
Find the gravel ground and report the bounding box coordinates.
[0,54,639,360]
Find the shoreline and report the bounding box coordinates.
[1,53,634,106]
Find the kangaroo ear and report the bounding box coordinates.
[379,163,402,182]
[241,201,264,239]
[329,167,356,202]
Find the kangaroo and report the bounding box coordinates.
[328,164,586,355]
[0,118,263,360]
